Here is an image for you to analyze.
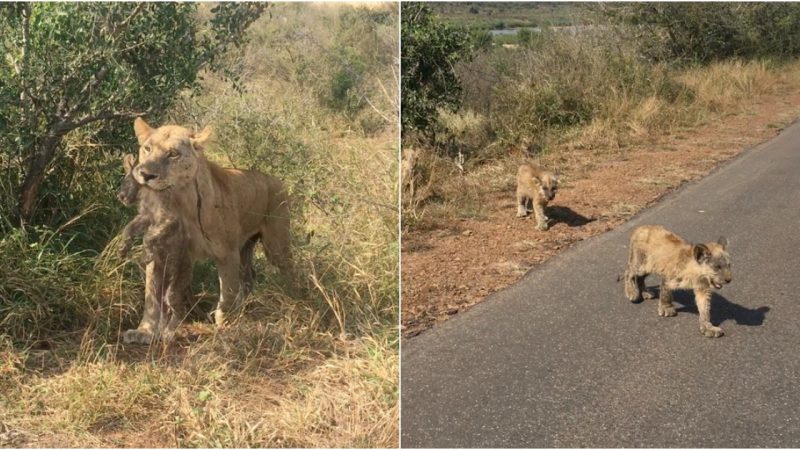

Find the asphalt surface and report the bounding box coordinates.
[401,120,800,447]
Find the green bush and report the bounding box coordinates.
[608,3,800,63]
[401,3,474,139]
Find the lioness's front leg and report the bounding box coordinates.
[160,282,187,342]
[532,200,549,230]
[695,289,723,338]
[657,280,677,317]
[214,252,242,326]
[123,261,161,344]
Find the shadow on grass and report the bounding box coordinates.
[548,205,596,227]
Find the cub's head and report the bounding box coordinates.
[117,154,140,206]
[538,172,559,202]
[132,118,211,191]
[693,237,732,289]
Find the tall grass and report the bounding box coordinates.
[404,23,800,225]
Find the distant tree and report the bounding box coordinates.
[0,3,265,225]
[401,3,473,140]
[604,3,800,63]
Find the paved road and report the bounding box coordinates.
[402,121,800,447]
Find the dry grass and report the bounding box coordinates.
[406,58,800,228]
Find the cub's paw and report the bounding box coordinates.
[516,211,528,218]
[624,290,642,303]
[701,324,724,338]
[123,329,154,345]
[642,291,655,300]
[657,305,677,317]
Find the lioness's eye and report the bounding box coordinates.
[143,146,151,153]
[169,151,180,159]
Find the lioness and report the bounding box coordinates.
[130,118,293,338]
[516,162,558,230]
[117,154,193,343]
[623,225,732,338]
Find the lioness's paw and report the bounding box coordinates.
[701,324,724,338]
[123,329,154,345]
[536,221,549,231]
[214,310,227,327]
[658,305,677,317]
[642,291,655,300]
[516,211,527,218]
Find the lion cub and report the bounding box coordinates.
[516,162,558,230]
[623,225,732,338]
[117,154,192,343]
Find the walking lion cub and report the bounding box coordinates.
[515,162,558,230]
[623,225,732,338]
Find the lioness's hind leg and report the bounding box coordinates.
[657,281,677,317]
[261,215,295,288]
[240,236,258,296]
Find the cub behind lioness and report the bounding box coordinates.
[516,162,558,231]
[624,225,732,338]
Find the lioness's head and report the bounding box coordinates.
[537,172,559,202]
[132,118,212,191]
[117,154,140,207]
[693,237,732,289]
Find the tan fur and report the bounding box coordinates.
[624,225,732,338]
[128,118,294,340]
[515,162,558,230]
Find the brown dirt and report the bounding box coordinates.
[402,90,800,338]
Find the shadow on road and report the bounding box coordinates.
[645,286,770,326]
[548,205,596,227]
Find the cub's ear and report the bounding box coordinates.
[133,117,152,145]
[122,154,137,174]
[717,236,729,249]
[693,244,711,263]
[190,126,212,150]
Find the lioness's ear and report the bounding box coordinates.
[134,117,152,145]
[190,126,212,149]
[693,244,711,263]
[122,154,136,174]
[717,236,729,249]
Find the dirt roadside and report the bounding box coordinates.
[401,89,800,338]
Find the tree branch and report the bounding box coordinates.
[64,4,145,120]
[63,108,151,132]
[108,2,145,40]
